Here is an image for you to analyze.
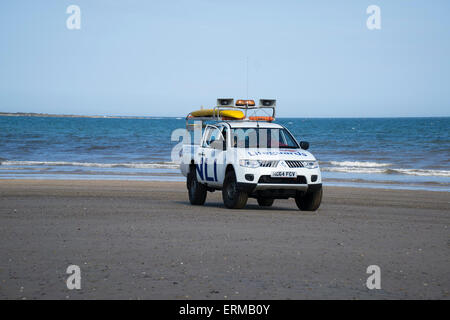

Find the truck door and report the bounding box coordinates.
[215,126,228,185]
[196,125,225,186]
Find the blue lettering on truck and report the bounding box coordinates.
[196,158,204,180]
[196,158,218,182]
[205,159,214,181]
[247,151,308,157]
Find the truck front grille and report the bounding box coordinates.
[285,160,304,168]
[258,160,279,167]
[258,175,307,184]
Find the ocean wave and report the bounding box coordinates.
[1,160,180,169]
[320,160,450,177]
[322,166,450,177]
[326,161,392,168]
[2,160,449,177]
[393,168,450,177]
[87,145,120,151]
[321,167,387,174]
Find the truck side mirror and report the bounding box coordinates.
[300,141,309,150]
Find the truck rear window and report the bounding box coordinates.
[230,128,299,149]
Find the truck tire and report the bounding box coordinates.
[257,198,274,207]
[295,186,322,211]
[187,170,207,205]
[222,171,248,209]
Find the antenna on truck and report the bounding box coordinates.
[246,56,249,100]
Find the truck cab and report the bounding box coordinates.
[180,99,322,210]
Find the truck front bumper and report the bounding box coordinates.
[237,182,321,194]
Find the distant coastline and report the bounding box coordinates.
[0,112,152,119]
[1,112,448,119]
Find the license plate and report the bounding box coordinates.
[271,171,296,178]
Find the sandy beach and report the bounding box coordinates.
[0,179,449,299]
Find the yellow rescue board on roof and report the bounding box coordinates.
[190,109,245,119]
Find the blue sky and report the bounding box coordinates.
[1,0,449,117]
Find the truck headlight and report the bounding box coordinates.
[239,159,260,168]
[301,161,319,169]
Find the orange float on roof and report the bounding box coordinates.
[236,99,255,106]
[248,116,274,122]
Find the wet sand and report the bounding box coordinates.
[0,179,449,299]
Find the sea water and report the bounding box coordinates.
[0,116,448,191]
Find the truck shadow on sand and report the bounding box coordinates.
[174,200,310,213]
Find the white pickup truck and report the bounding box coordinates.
[180,99,322,210]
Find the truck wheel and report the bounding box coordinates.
[257,198,274,207]
[222,171,248,209]
[187,170,207,205]
[295,186,322,211]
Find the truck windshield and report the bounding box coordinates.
[230,128,299,149]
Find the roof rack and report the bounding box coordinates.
[186,98,276,130]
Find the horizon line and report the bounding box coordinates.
[0,111,449,119]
